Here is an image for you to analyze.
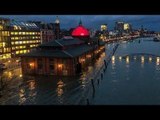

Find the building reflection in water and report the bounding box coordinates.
[112,55,115,65]
[56,79,65,104]
[19,88,26,105]
[134,56,136,60]
[28,80,37,104]
[8,72,12,79]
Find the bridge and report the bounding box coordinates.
[122,53,160,58]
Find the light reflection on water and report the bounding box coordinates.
[0,51,106,105]
[93,38,160,105]
[2,38,160,105]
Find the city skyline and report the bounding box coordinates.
[1,15,160,31]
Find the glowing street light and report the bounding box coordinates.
[119,56,122,61]
[141,56,144,63]
[149,57,152,62]
[126,56,129,64]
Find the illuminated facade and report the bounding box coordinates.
[30,21,55,43]
[0,18,11,60]
[124,23,132,33]
[21,37,105,76]
[21,22,105,76]
[101,24,107,31]
[115,21,132,34]
[72,20,91,44]
[10,21,41,57]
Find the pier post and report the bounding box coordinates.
[97,78,99,85]
[91,79,95,98]
[91,79,95,92]
[104,60,107,68]
[86,99,90,105]
[101,73,103,80]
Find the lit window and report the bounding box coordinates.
[15,32,18,35]
[16,51,19,54]
[15,37,18,40]
[0,25,3,30]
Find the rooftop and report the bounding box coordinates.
[21,44,93,58]
[10,20,39,30]
[39,37,85,47]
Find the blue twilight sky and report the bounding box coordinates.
[1,15,160,31]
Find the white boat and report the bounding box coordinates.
[154,34,160,41]
[153,36,160,41]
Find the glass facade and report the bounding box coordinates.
[10,30,41,57]
[0,18,11,60]
[0,18,41,60]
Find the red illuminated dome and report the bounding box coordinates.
[72,20,90,37]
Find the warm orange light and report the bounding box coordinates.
[58,64,62,68]
[29,63,34,67]
[81,59,85,62]
[87,55,91,58]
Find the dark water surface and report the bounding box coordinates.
[1,37,160,105]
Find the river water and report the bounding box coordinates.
[1,37,160,105]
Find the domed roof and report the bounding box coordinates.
[72,20,90,37]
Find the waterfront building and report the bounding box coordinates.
[0,18,41,60]
[31,21,55,43]
[0,18,11,60]
[71,20,90,43]
[21,22,105,76]
[10,20,41,57]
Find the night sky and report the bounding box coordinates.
[1,15,160,31]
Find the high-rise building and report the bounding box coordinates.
[0,18,11,60]
[115,21,132,35]
[101,24,107,32]
[115,21,124,32]
[124,23,132,33]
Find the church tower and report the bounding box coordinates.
[55,16,60,39]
